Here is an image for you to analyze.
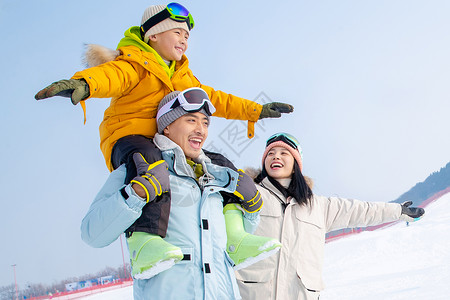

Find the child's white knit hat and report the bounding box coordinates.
[141,5,191,43]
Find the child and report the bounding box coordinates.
[35,3,291,279]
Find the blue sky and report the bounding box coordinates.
[1,0,449,287]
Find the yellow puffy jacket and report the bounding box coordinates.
[72,28,262,171]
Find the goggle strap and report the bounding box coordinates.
[141,9,193,38]
[141,9,171,36]
[170,99,181,109]
[267,135,298,150]
[156,98,214,121]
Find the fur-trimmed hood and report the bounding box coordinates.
[83,26,153,68]
[82,44,120,68]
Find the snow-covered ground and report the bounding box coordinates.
[321,193,450,299]
[79,193,450,299]
[79,285,133,300]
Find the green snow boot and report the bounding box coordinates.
[224,203,282,270]
[127,232,183,279]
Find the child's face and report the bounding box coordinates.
[149,28,189,61]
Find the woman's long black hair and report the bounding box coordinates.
[255,160,313,206]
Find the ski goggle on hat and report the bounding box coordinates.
[141,2,195,35]
[266,132,303,156]
[264,132,304,170]
[156,88,216,121]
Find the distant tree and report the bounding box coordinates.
[393,161,450,205]
[49,280,66,295]
[0,262,132,299]
[97,266,117,278]
[0,284,16,300]
[22,283,46,299]
[117,263,132,280]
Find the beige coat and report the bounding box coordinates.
[236,177,402,300]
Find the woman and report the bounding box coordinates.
[235,132,424,300]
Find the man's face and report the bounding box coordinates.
[163,112,209,159]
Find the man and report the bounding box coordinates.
[81,88,279,299]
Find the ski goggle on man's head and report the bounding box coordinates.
[266,132,303,157]
[156,88,216,121]
[141,2,195,36]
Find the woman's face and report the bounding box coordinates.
[264,146,295,180]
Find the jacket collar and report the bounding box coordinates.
[117,26,153,52]
[260,177,290,204]
[153,133,197,177]
[117,26,178,78]
[153,134,238,193]
[153,134,213,176]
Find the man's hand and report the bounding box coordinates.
[259,102,294,119]
[233,169,263,213]
[399,201,425,222]
[35,79,90,105]
[130,153,170,203]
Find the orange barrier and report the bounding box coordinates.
[24,279,133,300]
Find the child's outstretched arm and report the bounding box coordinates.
[35,79,90,104]
[197,83,294,138]
[197,84,294,120]
[259,102,294,119]
[35,59,140,103]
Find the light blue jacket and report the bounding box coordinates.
[81,134,259,300]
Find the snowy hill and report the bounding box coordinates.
[77,193,450,299]
[321,192,450,299]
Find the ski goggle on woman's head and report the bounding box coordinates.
[141,2,195,36]
[156,88,216,121]
[266,132,303,157]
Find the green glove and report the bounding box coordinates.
[259,102,294,119]
[34,79,90,105]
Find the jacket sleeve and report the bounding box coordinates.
[80,165,146,248]
[188,71,262,138]
[72,60,141,99]
[323,196,402,233]
[201,83,262,138]
[187,71,262,122]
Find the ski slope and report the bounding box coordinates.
[321,193,450,299]
[79,193,450,299]
[78,285,133,300]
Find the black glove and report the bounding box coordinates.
[233,169,263,213]
[35,79,90,105]
[130,153,170,203]
[259,102,294,119]
[399,201,425,222]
